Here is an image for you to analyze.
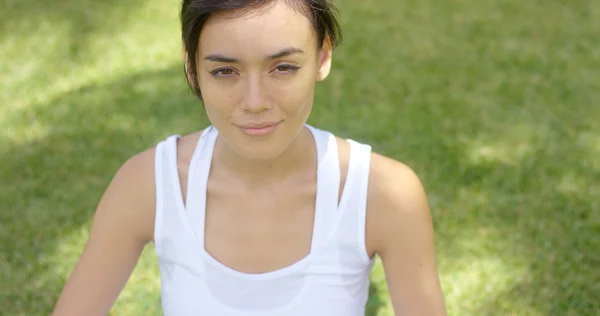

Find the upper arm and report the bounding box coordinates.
[52,149,157,316]
[367,154,447,316]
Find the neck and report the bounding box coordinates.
[213,127,316,187]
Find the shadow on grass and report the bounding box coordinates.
[464,156,599,315]
[418,134,599,315]
[366,282,385,316]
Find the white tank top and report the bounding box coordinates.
[153,124,375,316]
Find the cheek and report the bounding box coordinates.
[198,75,239,115]
[271,72,317,114]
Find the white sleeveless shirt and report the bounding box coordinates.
[153,124,375,316]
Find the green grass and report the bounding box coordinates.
[1,0,599,315]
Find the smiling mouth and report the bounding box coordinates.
[237,121,282,137]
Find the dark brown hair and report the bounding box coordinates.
[181,0,342,99]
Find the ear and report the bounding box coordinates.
[183,47,194,85]
[316,36,333,82]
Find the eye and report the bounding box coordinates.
[210,68,237,77]
[273,64,300,74]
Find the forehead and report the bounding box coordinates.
[198,1,316,57]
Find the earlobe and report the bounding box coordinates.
[316,36,333,81]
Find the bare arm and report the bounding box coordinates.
[368,155,447,315]
[52,150,156,316]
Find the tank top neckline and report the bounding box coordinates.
[172,124,350,280]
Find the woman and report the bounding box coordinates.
[52,0,447,315]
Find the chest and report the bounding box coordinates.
[203,179,317,274]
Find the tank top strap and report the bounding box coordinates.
[306,124,341,250]
[154,134,186,257]
[159,135,188,216]
[154,137,167,256]
[163,135,184,205]
[345,139,373,264]
[185,126,219,246]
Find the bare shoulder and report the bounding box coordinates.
[363,153,447,314]
[99,130,202,241]
[94,146,159,244]
[365,152,432,256]
[367,152,427,211]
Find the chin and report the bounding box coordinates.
[214,121,305,161]
[231,140,289,161]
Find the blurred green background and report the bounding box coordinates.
[1,0,599,315]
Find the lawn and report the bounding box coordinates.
[1,0,599,315]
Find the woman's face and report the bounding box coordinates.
[193,1,333,161]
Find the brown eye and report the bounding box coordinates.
[274,65,300,73]
[211,68,236,77]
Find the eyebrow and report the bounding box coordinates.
[203,47,305,63]
[266,47,305,60]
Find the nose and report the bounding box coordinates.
[241,74,270,114]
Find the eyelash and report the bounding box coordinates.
[210,68,236,77]
[274,65,301,73]
[210,65,301,77]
